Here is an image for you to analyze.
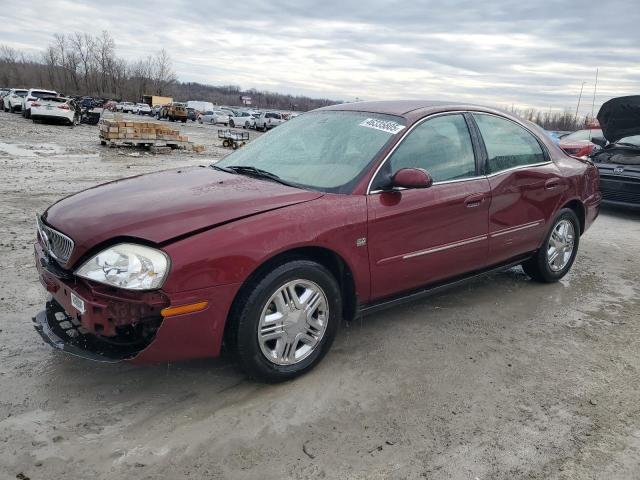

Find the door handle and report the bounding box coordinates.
[465,194,485,208]
[545,178,560,190]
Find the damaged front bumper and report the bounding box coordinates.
[33,300,138,362]
[33,242,242,363]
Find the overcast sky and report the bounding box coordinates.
[2,0,639,113]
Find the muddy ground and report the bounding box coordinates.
[0,110,639,479]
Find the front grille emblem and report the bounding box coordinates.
[613,166,625,174]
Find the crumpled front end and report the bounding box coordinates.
[33,239,240,363]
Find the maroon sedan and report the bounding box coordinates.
[33,101,601,381]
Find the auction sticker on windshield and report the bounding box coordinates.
[359,118,406,134]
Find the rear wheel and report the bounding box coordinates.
[229,260,341,382]
[522,208,580,282]
[229,120,235,128]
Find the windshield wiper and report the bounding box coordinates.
[222,165,298,187]
[212,164,235,173]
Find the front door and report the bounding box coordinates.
[367,113,491,301]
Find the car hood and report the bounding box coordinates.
[597,95,640,143]
[44,166,323,265]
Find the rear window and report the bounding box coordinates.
[42,97,67,103]
[32,91,56,98]
[266,113,282,119]
[15,90,28,96]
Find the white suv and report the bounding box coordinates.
[23,89,58,118]
[255,111,285,131]
[4,89,28,113]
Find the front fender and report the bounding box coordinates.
[161,194,371,301]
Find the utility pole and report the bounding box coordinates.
[575,81,586,124]
[591,68,599,123]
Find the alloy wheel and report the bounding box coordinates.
[257,279,329,366]
[547,219,575,272]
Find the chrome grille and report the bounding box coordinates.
[37,216,74,263]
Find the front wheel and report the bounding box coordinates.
[522,208,580,282]
[229,260,341,382]
[229,120,235,128]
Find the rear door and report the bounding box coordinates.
[471,113,565,265]
[367,113,491,300]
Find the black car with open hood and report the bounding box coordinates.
[591,95,640,208]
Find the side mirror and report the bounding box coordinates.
[591,136,607,148]
[391,168,433,189]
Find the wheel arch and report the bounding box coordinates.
[560,198,586,234]
[223,246,358,344]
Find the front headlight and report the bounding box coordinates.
[75,243,170,290]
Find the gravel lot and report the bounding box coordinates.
[0,110,639,479]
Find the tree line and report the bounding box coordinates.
[0,31,337,111]
[0,31,591,122]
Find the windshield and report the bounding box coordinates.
[617,135,640,146]
[216,110,405,193]
[563,129,603,142]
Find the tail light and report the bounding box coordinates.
[31,102,41,107]
[58,104,70,110]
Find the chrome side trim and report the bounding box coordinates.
[378,234,488,265]
[485,161,552,178]
[491,220,544,238]
[404,234,487,259]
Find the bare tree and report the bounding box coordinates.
[151,49,176,96]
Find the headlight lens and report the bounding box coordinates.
[75,243,170,290]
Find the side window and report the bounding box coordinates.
[473,114,546,174]
[388,114,476,183]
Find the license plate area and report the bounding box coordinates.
[70,291,86,314]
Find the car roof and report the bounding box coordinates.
[318,100,509,120]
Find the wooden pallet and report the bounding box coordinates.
[100,138,193,149]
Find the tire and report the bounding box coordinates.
[522,208,580,283]
[181,119,187,123]
[244,122,249,129]
[229,120,235,128]
[228,260,341,382]
[222,139,230,148]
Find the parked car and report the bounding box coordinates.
[229,110,256,129]
[0,88,10,110]
[559,128,603,158]
[198,110,229,125]
[157,103,187,122]
[116,101,136,113]
[32,100,600,382]
[103,100,118,112]
[30,96,80,126]
[590,95,640,208]
[186,107,199,121]
[4,89,27,112]
[135,103,152,115]
[22,89,58,118]
[254,111,285,131]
